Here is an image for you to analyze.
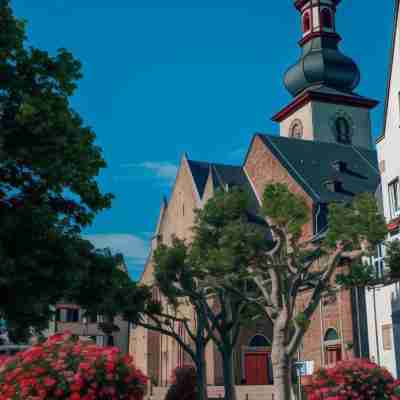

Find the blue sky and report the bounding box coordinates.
[12,0,395,279]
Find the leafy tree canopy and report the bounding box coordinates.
[0,0,114,341]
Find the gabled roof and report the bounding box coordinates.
[377,0,400,143]
[187,159,259,212]
[258,134,380,203]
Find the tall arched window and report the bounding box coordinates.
[303,13,311,33]
[290,119,303,139]
[335,117,352,144]
[321,8,333,29]
[324,328,342,365]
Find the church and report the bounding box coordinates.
[129,1,382,397]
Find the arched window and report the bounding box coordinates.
[303,13,311,33]
[335,117,352,144]
[324,328,342,365]
[321,8,333,29]
[290,119,303,139]
[324,328,339,342]
[249,335,271,348]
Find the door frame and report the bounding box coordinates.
[242,346,271,384]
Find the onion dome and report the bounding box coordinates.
[284,0,360,97]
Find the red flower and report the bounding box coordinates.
[0,333,147,400]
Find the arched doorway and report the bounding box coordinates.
[243,335,273,385]
[324,328,342,366]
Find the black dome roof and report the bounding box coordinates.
[284,36,360,97]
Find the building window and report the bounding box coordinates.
[335,117,352,144]
[324,328,342,366]
[303,13,311,33]
[382,325,393,350]
[56,308,79,323]
[290,119,303,139]
[107,335,114,346]
[321,8,333,29]
[389,178,400,219]
[96,335,106,347]
[371,244,386,279]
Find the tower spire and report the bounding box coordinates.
[284,0,360,97]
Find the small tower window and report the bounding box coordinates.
[290,119,303,139]
[321,8,333,29]
[303,12,311,33]
[335,117,351,144]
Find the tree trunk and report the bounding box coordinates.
[195,343,208,400]
[272,323,294,400]
[221,349,237,400]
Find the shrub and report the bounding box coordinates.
[305,359,400,400]
[0,332,147,400]
[164,365,197,400]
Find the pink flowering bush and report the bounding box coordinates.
[0,332,147,400]
[305,359,400,400]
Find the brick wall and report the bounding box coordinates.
[244,135,356,368]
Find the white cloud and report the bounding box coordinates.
[84,233,149,264]
[117,161,178,185]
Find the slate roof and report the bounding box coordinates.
[186,159,259,213]
[258,134,380,203]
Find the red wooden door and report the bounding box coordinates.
[245,353,268,385]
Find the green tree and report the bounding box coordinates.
[251,183,389,400]
[122,239,213,400]
[0,0,113,341]
[132,189,269,400]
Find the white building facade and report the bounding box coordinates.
[365,0,400,379]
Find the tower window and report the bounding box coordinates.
[335,117,352,144]
[321,8,333,29]
[389,178,400,219]
[290,119,303,139]
[303,13,311,33]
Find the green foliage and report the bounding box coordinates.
[0,0,114,340]
[324,193,387,251]
[261,183,308,237]
[336,260,375,288]
[294,312,310,330]
[192,188,271,284]
[386,240,400,279]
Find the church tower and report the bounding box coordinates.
[272,0,378,149]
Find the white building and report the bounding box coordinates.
[365,0,400,379]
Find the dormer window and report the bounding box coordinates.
[332,160,347,173]
[325,180,343,193]
[303,13,311,33]
[321,8,333,29]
